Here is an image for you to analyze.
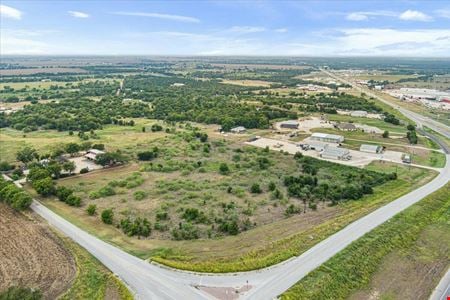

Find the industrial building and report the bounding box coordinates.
[359,144,383,154]
[280,120,299,129]
[335,123,357,131]
[310,132,344,143]
[320,147,351,160]
[350,110,368,117]
[230,126,246,133]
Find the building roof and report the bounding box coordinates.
[87,149,105,155]
[351,110,368,115]
[311,132,344,141]
[322,147,350,157]
[281,120,299,126]
[84,153,97,160]
[360,144,381,152]
[231,126,246,131]
[337,123,356,130]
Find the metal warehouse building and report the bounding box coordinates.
[280,120,299,129]
[320,147,351,160]
[310,132,344,143]
[359,144,383,154]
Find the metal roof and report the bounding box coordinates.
[359,144,381,152]
[322,147,350,156]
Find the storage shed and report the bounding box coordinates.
[359,144,382,154]
[280,120,299,129]
[320,147,351,160]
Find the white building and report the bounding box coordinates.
[280,120,299,129]
[360,144,383,154]
[310,133,344,143]
[320,147,351,160]
[230,126,246,134]
[350,110,368,118]
[84,149,105,160]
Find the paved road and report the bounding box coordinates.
[429,267,450,300]
[320,68,450,139]
[28,70,450,299]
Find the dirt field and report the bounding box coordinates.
[0,203,76,299]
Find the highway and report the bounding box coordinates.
[28,70,450,299]
[320,68,450,139]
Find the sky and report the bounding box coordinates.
[1,0,450,57]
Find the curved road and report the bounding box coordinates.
[29,72,450,299]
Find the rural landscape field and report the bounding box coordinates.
[1,1,449,300]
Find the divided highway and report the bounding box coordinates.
[29,71,450,299]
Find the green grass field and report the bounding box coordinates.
[281,183,449,300]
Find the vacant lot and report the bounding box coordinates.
[0,203,76,299]
[39,159,435,272]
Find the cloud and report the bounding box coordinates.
[0,4,22,20]
[68,11,89,18]
[346,12,368,21]
[399,10,433,22]
[274,28,288,33]
[111,11,200,23]
[346,11,397,21]
[435,9,450,19]
[226,26,266,34]
[1,29,51,54]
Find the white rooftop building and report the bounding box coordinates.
[310,132,344,143]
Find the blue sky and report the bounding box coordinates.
[1,1,450,56]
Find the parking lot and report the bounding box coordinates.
[246,137,406,167]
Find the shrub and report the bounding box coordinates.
[101,209,114,224]
[382,130,389,138]
[219,163,230,175]
[56,186,73,202]
[250,183,262,194]
[120,217,151,237]
[0,161,14,171]
[0,286,42,300]
[171,222,199,240]
[80,167,89,174]
[86,204,97,215]
[151,124,163,132]
[133,190,147,201]
[66,194,81,207]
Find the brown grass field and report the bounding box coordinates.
[0,203,76,299]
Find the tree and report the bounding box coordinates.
[382,130,389,138]
[219,163,230,175]
[250,183,262,194]
[86,204,97,215]
[47,161,62,178]
[32,177,55,196]
[27,167,51,182]
[101,208,114,224]
[96,151,127,166]
[16,147,38,164]
[56,186,73,202]
[62,161,76,174]
[406,124,415,131]
[65,143,80,156]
